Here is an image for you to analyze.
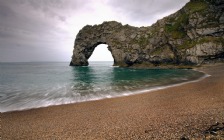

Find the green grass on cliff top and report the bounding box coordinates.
[164,1,208,39]
[165,13,188,39]
[185,1,208,13]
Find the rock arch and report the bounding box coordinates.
[70,21,129,66]
[70,21,177,67]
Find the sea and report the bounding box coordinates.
[0,61,207,112]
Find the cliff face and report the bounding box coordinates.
[70,0,224,68]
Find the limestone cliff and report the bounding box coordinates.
[70,0,224,68]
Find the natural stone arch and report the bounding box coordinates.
[70,21,132,66]
[70,21,177,67]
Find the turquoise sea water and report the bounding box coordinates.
[0,62,206,112]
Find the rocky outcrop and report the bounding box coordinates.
[70,0,224,68]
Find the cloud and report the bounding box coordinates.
[0,0,81,62]
[0,1,15,18]
[0,0,190,62]
[107,0,189,26]
[0,0,89,38]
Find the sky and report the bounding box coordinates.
[0,0,189,62]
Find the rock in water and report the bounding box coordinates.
[70,0,224,68]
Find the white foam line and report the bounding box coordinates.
[83,71,211,101]
[1,71,210,113]
[130,73,210,95]
[70,71,210,103]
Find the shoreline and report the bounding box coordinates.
[1,67,207,113]
[2,63,224,139]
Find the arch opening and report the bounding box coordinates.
[88,44,114,63]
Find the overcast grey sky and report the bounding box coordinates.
[0,0,189,62]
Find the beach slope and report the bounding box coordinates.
[1,64,224,139]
